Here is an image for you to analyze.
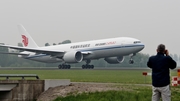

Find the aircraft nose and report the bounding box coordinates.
[140,43,145,50]
[142,43,145,48]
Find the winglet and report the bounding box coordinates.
[18,24,39,48]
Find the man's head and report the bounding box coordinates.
[157,44,166,53]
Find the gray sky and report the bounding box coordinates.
[0,0,180,55]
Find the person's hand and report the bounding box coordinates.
[165,50,169,56]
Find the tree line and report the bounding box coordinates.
[0,41,179,68]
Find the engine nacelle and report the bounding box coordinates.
[104,56,124,64]
[63,51,83,63]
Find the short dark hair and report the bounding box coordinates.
[157,44,165,53]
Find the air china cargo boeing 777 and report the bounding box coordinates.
[0,25,144,69]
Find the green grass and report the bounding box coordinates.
[0,69,152,84]
[0,69,177,84]
[53,85,180,101]
[53,90,151,101]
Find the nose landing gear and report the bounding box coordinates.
[129,59,134,64]
[129,53,136,64]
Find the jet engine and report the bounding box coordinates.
[63,51,83,63]
[104,56,124,64]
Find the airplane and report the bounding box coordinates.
[0,25,145,69]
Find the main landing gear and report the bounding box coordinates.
[82,60,94,69]
[58,64,71,69]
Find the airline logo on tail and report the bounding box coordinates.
[22,35,28,47]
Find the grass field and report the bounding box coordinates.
[0,69,179,101]
[53,86,180,101]
[0,69,178,84]
[53,88,152,101]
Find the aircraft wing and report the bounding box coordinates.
[0,45,65,56]
[0,52,29,56]
[0,45,93,58]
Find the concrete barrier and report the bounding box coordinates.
[0,80,44,101]
[0,79,70,101]
[45,79,70,90]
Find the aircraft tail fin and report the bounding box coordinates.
[17,24,39,48]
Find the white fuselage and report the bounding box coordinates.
[19,37,144,63]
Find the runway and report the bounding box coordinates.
[0,67,151,70]
[0,67,179,71]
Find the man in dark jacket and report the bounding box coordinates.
[147,44,176,101]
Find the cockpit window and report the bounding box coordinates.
[134,41,141,44]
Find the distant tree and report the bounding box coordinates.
[173,54,178,62]
[0,43,5,45]
[53,43,57,45]
[18,43,23,47]
[0,44,9,67]
[61,40,71,44]
[16,42,23,52]
[45,43,50,46]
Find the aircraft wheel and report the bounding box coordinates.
[63,65,66,69]
[65,65,68,69]
[82,65,85,69]
[65,65,69,69]
[68,65,71,69]
[85,65,88,69]
[88,65,91,69]
[91,65,94,69]
[89,65,92,69]
[58,65,62,69]
[86,65,89,69]
[58,64,71,69]
[84,65,87,69]
[82,65,94,69]
[61,65,64,69]
[129,60,134,64]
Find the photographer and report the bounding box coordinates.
[147,44,176,101]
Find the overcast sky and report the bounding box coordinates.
[0,0,180,55]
